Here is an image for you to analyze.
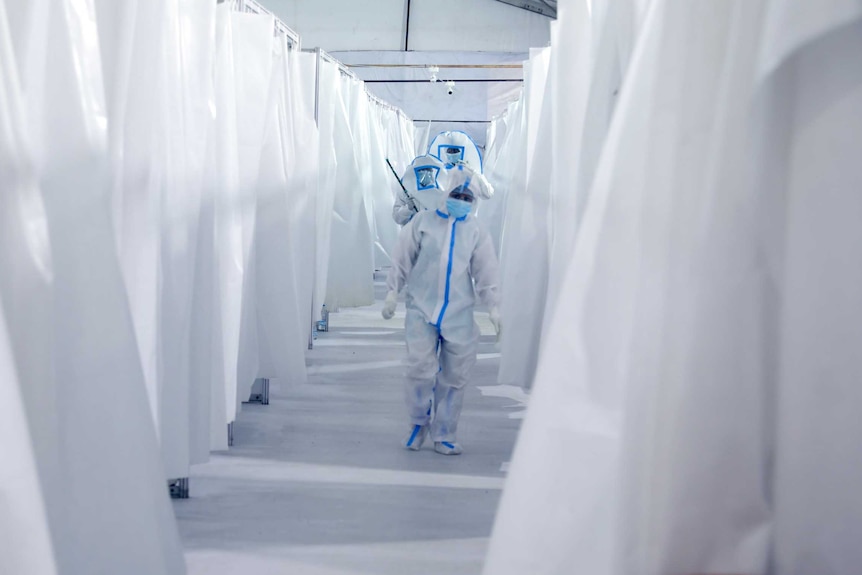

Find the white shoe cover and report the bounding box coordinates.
[404,425,429,451]
[434,441,463,455]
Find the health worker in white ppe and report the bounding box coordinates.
[392,154,448,226]
[427,129,495,211]
[428,130,484,172]
[382,165,501,455]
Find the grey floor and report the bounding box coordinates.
[173,275,525,575]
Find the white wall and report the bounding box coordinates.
[261,0,550,52]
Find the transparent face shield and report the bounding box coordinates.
[439,145,465,167]
[414,165,440,190]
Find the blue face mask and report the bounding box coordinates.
[446,198,472,219]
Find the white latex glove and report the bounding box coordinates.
[489,306,501,336]
[381,290,398,320]
[405,196,418,212]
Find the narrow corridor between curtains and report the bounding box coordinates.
[174,273,522,575]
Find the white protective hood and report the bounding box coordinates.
[428,130,486,172]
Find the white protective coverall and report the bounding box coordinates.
[386,176,500,444]
[393,154,448,225]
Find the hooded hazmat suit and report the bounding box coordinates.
[384,170,500,449]
[393,154,448,226]
[428,130,484,172]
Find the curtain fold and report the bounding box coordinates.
[485,1,862,573]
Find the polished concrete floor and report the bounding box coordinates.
[173,275,525,574]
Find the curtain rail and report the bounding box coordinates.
[226,0,301,50]
[303,47,412,122]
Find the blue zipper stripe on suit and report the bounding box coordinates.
[435,218,458,329]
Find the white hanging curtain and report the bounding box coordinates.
[486,1,862,574]
[250,33,318,388]
[157,0,216,475]
[173,0,219,469]
[0,7,57,566]
[366,106,398,268]
[0,0,185,572]
[283,48,320,356]
[381,107,416,215]
[208,3,244,441]
[347,79,378,275]
[324,73,375,309]
[233,11,276,412]
[313,59,340,319]
[0,307,56,575]
[479,97,524,254]
[96,0,215,483]
[494,46,552,390]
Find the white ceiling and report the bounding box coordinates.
[333,50,525,147]
[259,0,551,146]
[261,0,551,52]
[491,0,556,19]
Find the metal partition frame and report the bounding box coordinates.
[303,47,412,125]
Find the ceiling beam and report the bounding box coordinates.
[490,0,557,19]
